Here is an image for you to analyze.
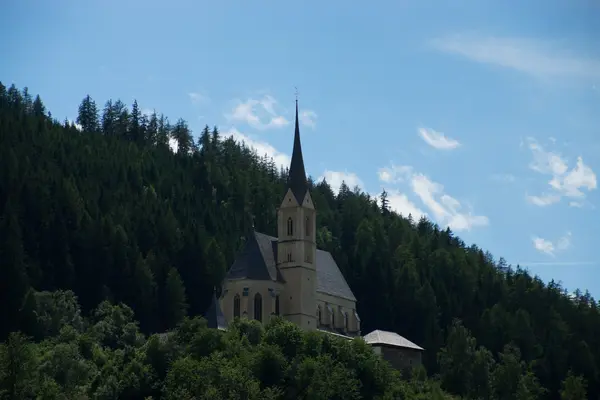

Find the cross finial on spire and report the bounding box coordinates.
[295,86,299,103]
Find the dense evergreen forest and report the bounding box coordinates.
[0,81,597,399]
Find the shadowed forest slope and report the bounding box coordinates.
[0,82,598,399]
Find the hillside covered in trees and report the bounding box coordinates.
[0,82,598,399]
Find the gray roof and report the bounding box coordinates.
[225,232,356,302]
[226,232,285,282]
[363,330,424,351]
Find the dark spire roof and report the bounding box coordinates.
[287,99,308,204]
[204,287,227,330]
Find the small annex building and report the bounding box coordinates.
[205,98,424,369]
[363,330,424,372]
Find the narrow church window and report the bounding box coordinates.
[317,306,322,327]
[344,312,349,331]
[254,293,263,322]
[287,252,292,262]
[275,295,280,316]
[287,217,294,236]
[331,312,335,328]
[233,294,240,318]
[305,216,310,236]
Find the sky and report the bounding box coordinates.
[1,0,599,297]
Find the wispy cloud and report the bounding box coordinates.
[168,137,178,154]
[525,137,597,207]
[226,95,290,130]
[318,170,363,194]
[223,128,290,170]
[141,108,155,117]
[67,119,83,131]
[431,34,600,80]
[300,110,318,129]
[378,164,488,231]
[418,127,460,150]
[532,231,572,256]
[188,91,210,105]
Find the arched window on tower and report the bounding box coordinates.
[254,293,263,322]
[305,216,311,236]
[287,217,294,236]
[233,294,240,318]
[275,295,280,316]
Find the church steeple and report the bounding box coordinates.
[288,99,308,204]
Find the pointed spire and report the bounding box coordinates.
[287,98,308,203]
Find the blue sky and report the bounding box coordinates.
[2,0,599,297]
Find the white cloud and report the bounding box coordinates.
[532,231,572,256]
[526,138,597,206]
[526,193,561,207]
[418,127,460,150]
[168,137,178,154]
[532,237,555,256]
[318,170,364,194]
[431,34,600,80]
[188,92,210,105]
[141,108,155,117]
[222,128,290,170]
[378,165,413,184]
[226,95,290,130]
[318,168,427,220]
[378,164,488,231]
[386,190,427,220]
[67,119,83,131]
[300,110,318,129]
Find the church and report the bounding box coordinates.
[208,99,424,370]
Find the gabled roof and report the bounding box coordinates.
[315,251,355,301]
[363,330,424,351]
[225,231,285,282]
[204,290,228,330]
[224,232,356,302]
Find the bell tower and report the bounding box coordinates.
[277,98,317,331]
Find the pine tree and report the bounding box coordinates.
[171,118,193,154]
[129,99,142,143]
[164,268,188,329]
[77,95,100,133]
[380,189,389,215]
[102,99,116,136]
[0,203,30,338]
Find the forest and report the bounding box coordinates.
[0,81,597,399]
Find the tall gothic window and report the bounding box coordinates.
[254,293,263,322]
[305,216,310,236]
[317,306,322,327]
[287,252,292,262]
[275,295,280,316]
[233,294,240,318]
[287,217,293,236]
[344,312,349,331]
